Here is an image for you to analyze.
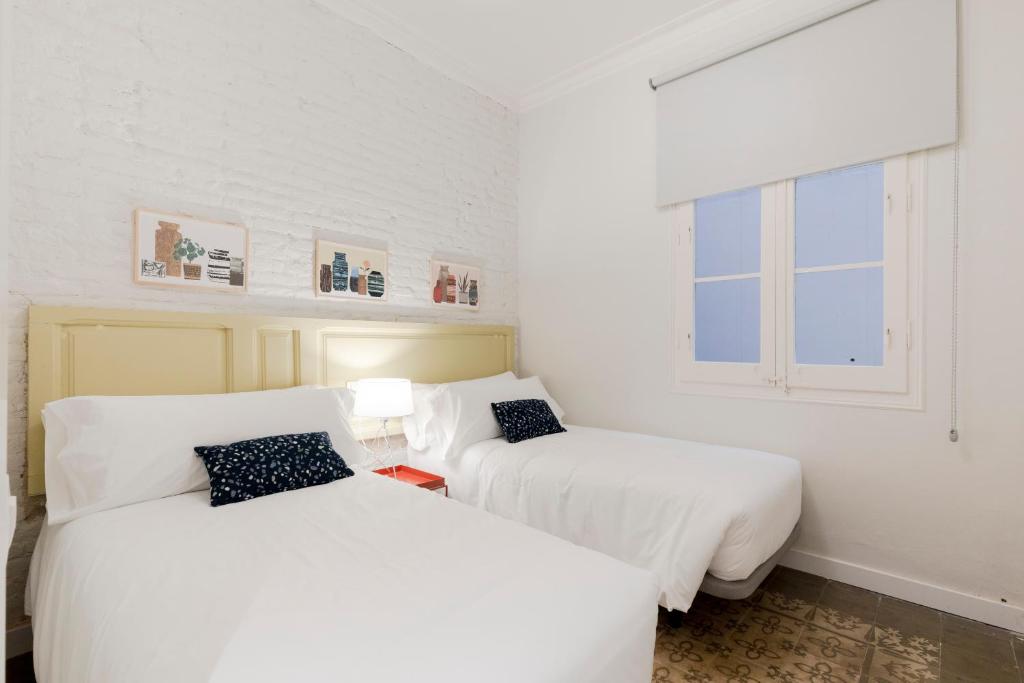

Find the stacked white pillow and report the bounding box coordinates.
[402,372,509,452]
[403,372,565,460]
[43,387,365,524]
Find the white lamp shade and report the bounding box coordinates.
[352,378,414,418]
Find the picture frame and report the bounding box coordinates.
[314,240,389,301]
[430,259,481,310]
[132,209,249,293]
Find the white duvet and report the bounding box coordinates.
[28,471,658,683]
[412,426,801,612]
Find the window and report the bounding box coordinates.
[674,154,921,406]
[694,187,761,364]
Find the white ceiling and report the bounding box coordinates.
[320,0,724,107]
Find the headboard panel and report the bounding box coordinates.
[27,306,515,495]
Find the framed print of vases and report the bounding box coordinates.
[430,260,480,310]
[315,240,388,301]
[133,209,248,292]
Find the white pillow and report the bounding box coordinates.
[430,375,565,459]
[401,372,516,456]
[42,387,364,525]
[401,383,441,451]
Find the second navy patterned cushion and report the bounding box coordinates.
[491,399,567,444]
[194,431,355,507]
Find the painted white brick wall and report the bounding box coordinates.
[5,0,518,628]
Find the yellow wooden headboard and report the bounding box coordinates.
[27,305,515,495]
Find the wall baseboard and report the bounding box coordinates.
[783,549,1024,633]
[6,623,31,659]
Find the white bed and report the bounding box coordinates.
[410,425,802,612]
[28,470,659,683]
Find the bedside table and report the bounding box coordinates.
[373,465,447,496]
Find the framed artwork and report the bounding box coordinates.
[430,260,480,310]
[133,209,248,292]
[315,240,388,301]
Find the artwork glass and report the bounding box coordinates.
[133,209,248,292]
[430,260,480,310]
[315,240,388,301]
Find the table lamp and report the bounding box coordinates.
[352,378,414,475]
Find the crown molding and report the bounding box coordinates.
[518,0,741,110]
[311,0,517,109]
[313,0,872,113]
[518,0,870,111]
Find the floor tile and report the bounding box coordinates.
[651,660,717,683]
[664,612,742,662]
[942,613,1015,652]
[874,597,942,666]
[690,592,750,624]
[863,647,939,682]
[654,574,1022,683]
[727,605,807,671]
[656,627,723,672]
[937,668,1018,683]
[758,569,826,622]
[705,656,769,682]
[709,650,791,683]
[717,647,862,683]
[939,641,1019,683]
[786,654,864,683]
[800,623,870,678]
[650,663,676,682]
[765,568,828,602]
[686,593,751,637]
[812,581,881,642]
[743,586,766,609]
[652,657,720,683]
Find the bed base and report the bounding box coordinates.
[665,523,800,627]
[704,522,801,601]
[700,522,801,601]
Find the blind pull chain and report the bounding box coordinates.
[949,0,962,444]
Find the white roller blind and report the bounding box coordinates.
[655,0,956,207]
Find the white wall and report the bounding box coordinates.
[519,0,1024,628]
[5,0,517,631]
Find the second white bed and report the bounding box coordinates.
[411,425,801,612]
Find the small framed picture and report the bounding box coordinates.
[314,240,389,301]
[133,209,248,292]
[430,260,480,310]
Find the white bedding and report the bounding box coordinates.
[410,426,801,612]
[28,471,658,683]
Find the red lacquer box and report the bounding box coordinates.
[373,465,447,495]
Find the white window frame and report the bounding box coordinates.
[675,186,777,386]
[673,153,924,409]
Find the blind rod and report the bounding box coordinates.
[648,0,875,91]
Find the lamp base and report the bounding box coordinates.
[362,417,397,476]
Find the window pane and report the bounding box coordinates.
[795,162,883,268]
[795,267,883,366]
[695,278,760,363]
[695,187,760,277]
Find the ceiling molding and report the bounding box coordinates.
[313,0,873,112]
[518,0,741,110]
[518,0,871,111]
[311,0,517,109]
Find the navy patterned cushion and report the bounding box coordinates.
[194,431,355,507]
[491,399,566,444]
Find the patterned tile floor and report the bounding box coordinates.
[654,567,1024,683]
